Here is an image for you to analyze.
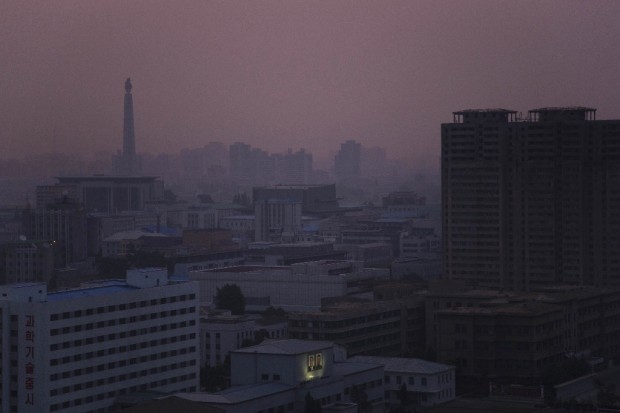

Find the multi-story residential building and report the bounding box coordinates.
[0,240,55,285]
[434,301,566,381]
[288,296,426,358]
[442,107,620,290]
[229,142,273,187]
[273,149,313,185]
[0,268,199,413]
[334,140,361,183]
[426,281,620,381]
[21,200,87,267]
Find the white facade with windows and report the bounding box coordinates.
[0,268,200,413]
[349,356,455,407]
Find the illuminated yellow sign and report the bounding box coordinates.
[307,352,323,372]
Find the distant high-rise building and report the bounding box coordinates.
[273,149,313,185]
[442,107,620,290]
[228,142,272,186]
[334,140,361,182]
[116,78,141,176]
[21,199,87,267]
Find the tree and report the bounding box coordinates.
[215,284,245,315]
[201,355,231,392]
[261,306,287,317]
[254,329,270,345]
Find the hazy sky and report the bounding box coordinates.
[2,1,620,165]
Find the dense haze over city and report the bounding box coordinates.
[6,2,620,412]
[2,0,620,167]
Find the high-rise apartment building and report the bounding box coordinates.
[334,140,361,182]
[442,107,620,290]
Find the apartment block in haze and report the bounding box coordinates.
[442,107,620,290]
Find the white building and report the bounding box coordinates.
[165,339,385,412]
[201,315,255,368]
[189,261,389,312]
[0,268,200,413]
[348,356,455,408]
[201,314,289,368]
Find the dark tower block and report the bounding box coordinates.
[443,107,620,291]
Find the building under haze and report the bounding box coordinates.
[37,176,164,214]
[442,107,620,290]
[334,140,361,182]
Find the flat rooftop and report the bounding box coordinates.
[177,382,294,404]
[47,280,137,302]
[55,175,159,182]
[349,355,454,375]
[234,339,333,355]
[202,265,287,273]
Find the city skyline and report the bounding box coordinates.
[2,1,620,167]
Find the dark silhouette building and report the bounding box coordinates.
[442,107,620,290]
[334,140,361,182]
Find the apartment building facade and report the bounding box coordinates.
[442,107,620,290]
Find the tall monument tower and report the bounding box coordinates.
[117,77,140,175]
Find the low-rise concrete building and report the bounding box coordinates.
[349,356,455,408]
[189,260,389,312]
